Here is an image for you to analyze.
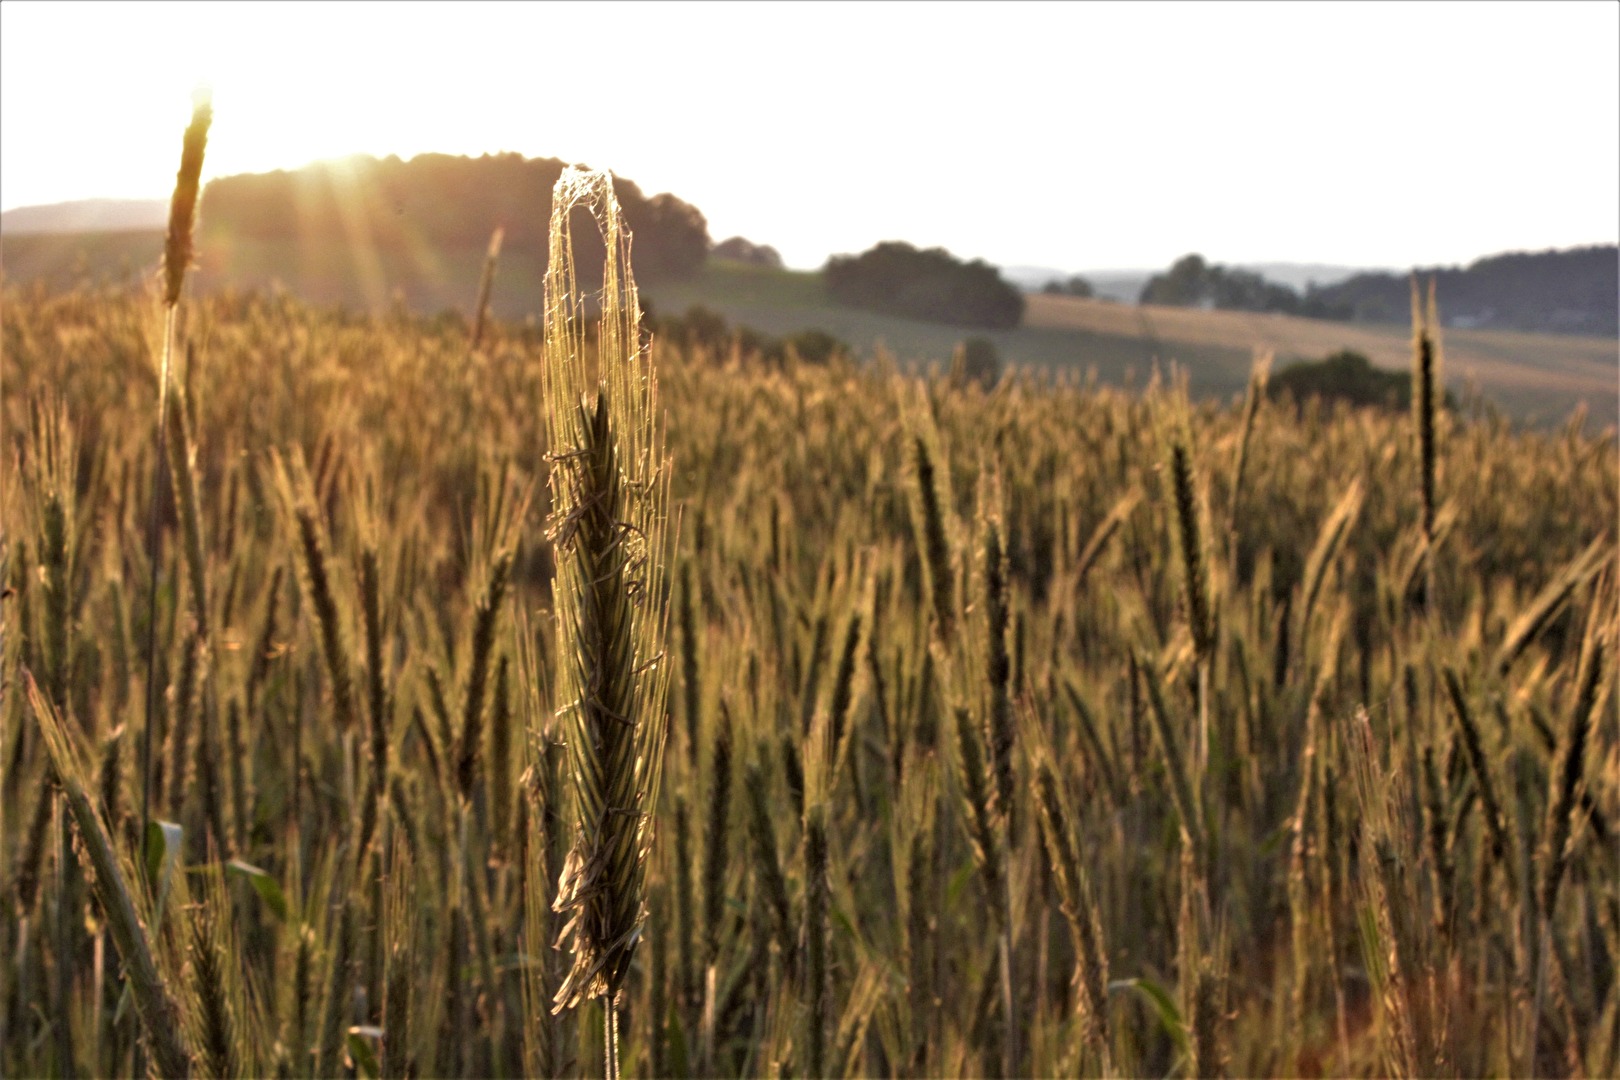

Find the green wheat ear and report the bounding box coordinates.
[541,168,673,1076]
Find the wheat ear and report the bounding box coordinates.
[1411,276,1441,617]
[541,169,672,1080]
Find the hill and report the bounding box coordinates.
[0,197,167,234]
[1,229,169,290]
[643,262,1615,428]
[1309,245,1618,336]
[1003,262,1381,302]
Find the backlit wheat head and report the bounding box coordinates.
[542,167,674,1017]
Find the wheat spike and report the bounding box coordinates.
[542,169,673,1056]
[162,89,212,307]
[1540,600,1607,916]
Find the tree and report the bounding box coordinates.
[1042,275,1094,298]
[782,328,844,365]
[1139,254,1211,306]
[1139,254,1303,315]
[824,241,1024,329]
[712,236,784,269]
[1267,349,1455,413]
[197,152,712,285]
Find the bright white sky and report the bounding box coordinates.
[2,1,1616,272]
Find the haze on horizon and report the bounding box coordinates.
[2,0,1616,275]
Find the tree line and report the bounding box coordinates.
[1304,245,1618,336]
[1136,247,1617,336]
[1138,254,1352,319]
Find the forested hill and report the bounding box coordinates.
[196,152,711,283]
[1308,245,1618,336]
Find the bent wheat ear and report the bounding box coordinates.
[542,169,673,1035]
[1495,535,1608,676]
[27,673,195,1078]
[1226,351,1270,537]
[1443,666,1515,888]
[1540,598,1607,916]
[1295,477,1365,663]
[1023,704,1112,1071]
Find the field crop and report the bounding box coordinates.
[2,173,1617,1077]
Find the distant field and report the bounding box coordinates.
[645,262,1256,400]
[4,232,1612,426]
[652,263,1619,427]
[1024,293,1619,427]
[1,228,165,289]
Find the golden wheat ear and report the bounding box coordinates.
[163,87,212,309]
[539,167,672,1080]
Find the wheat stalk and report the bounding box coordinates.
[743,759,795,978]
[455,548,514,802]
[1025,707,1112,1074]
[142,89,211,853]
[359,543,388,854]
[803,801,831,1078]
[276,452,358,736]
[1295,476,1365,670]
[1443,666,1515,890]
[978,470,1016,834]
[1347,704,1433,1076]
[27,673,195,1078]
[470,225,504,351]
[908,423,957,644]
[1539,593,1607,918]
[1226,351,1271,541]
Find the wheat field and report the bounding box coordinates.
[2,141,1618,1079]
[4,258,1617,1077]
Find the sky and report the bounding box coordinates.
[2,1,1616,273]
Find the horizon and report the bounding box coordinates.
[17,183,1617,281]
[3,1,1617,273]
